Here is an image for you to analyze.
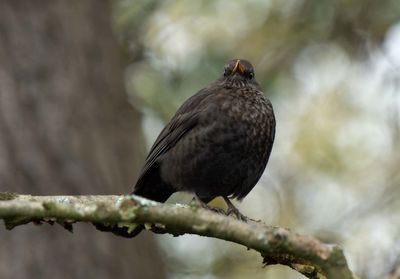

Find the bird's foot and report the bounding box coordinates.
[210,206,227,215]
[191,196,226,215]
[223,197,248,222]
[226,206,248,222]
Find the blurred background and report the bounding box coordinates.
[1,1,400,278]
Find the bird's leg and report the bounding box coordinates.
[223,197,248,222]
[191,194,226,214]
[191,195,209,209]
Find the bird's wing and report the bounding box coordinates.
[133,87,217,192]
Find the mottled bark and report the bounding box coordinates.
[0,1,165,279]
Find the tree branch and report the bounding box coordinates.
[0,192,356,279]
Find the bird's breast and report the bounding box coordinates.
[197,90,274,161]
[160,87,275,198]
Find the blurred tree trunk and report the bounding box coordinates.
[0,1,165,279]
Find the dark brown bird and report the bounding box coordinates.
[96,59,275,237]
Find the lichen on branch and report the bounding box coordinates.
[0,192,356,279]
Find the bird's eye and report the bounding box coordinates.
[223,68,230,77]
[248,72,254,79]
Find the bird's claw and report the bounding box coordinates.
[226,206,248,222]
[191,196,226,215]
[210,207,227,215]
[192,195,248,221]
[223,196,248,222]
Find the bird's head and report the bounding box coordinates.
[220,59,260,89]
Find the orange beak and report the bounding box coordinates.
[231,60,245,75]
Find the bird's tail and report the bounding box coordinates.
[132,162,175,203]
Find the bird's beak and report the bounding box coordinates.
[231,60,245,75]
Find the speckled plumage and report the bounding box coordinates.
[133,59,275,206]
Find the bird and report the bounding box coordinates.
[96,59,275,237]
